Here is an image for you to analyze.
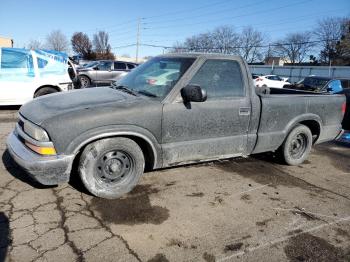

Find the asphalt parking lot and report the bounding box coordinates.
[0,111,349,262]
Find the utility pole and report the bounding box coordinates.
[136,18,141,63]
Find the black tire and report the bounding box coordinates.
[279,124,312,166]
[78,137,145,199]
[79,75,91,88]
[34,87,58,98]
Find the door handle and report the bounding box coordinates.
[239,107,250,115]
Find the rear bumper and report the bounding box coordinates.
[335,129,345,140]
[6,132,74,185]
[316,125,344,144]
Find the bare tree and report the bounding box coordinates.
[45,30,69,52]
[171,26,239,54]
[71,32,93,59]
[334,19,350,65]
[93,31,114,59]
[212,26,240,54]
[179,32,214,53]
[169,41,186,53]
[314,17,347,64]
[27,39,43,50]
[238,26,265,63]
[273,32,315,64]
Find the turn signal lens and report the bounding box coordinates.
[25,142,57,155]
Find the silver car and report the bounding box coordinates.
[77,60,138,88]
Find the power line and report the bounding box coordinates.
[139,8,343,40]
[144,0,232,20]
[67,0,231,37]
[144,0,264,25]
[111,44,136,49]
[139,38,340,51]
[144,0,312,31]
[108,38,339,51]
[76,19,138,33]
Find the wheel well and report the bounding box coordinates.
[73,135,156,173]
[299,120,321,143]
[79,74,91,81]
[34,85,60,97]
[124,135,155,171]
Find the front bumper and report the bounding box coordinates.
[6,132,75,185]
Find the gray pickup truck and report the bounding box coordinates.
[7,54,346,199]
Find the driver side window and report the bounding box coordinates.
[189,59,244,99]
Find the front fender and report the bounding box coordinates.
[66,125,162,169]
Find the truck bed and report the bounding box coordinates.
[252,87,345,154]
[256,87,329,95]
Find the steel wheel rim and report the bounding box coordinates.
[289,133,307,160]
[95,150,134,185]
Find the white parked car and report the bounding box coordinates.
[254,75,290,88]
[0,48,74,105]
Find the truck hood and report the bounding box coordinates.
[20,87,135,125]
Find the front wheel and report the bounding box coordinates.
[279,124,312,166]
[79,75,91,88]
[78,137,145,199]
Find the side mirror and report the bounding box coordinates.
[181,84,207,103]
[93,66,99,70]
[327,87,333,93]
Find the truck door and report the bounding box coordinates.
[161,59,251,166]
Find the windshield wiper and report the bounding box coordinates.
[137,90,158,98]
[112,84,138,96]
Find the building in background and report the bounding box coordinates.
[265,57,285,66]
[115,56,147,63]
[0,36,13,48]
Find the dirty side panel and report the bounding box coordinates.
[253,94,344,154]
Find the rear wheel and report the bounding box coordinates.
[279,124,312,165]
[78,137,145,199]
[34,87,58,98]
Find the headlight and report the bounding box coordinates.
[23,121,50,142]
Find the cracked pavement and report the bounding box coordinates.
[1,118,350,262]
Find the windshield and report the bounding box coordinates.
[113,57,195,99]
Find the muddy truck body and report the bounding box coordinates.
[7,54,346,198]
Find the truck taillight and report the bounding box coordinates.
[342,102,346,115]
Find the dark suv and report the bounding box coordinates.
[77,60,138,88]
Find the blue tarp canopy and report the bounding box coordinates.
[0,48,68,81]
